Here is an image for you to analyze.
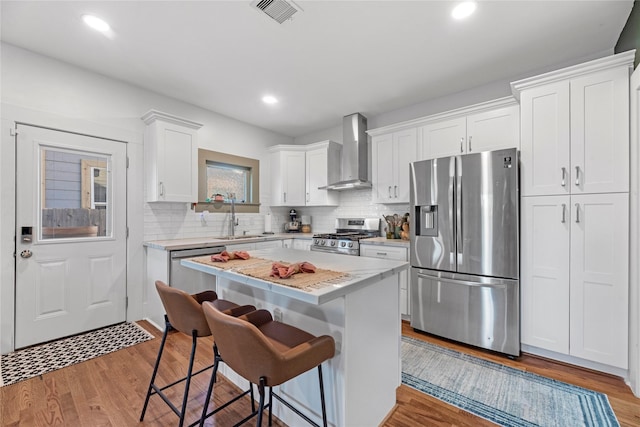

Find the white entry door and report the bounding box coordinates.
[15,124,127,349]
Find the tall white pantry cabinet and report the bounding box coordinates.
[513,52,635,371]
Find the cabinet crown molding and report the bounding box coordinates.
[367,97,518,136]
[267,140,339,152]
[510,50,635,100]
[141,109,203,129]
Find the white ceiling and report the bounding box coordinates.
[0,1,634,137]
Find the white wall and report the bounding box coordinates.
[0,43,293,353]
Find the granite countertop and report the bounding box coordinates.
[361,237,410,247]
[180,248,409,305]
[145,233,315,251]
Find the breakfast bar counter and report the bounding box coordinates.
[181,248,408,427]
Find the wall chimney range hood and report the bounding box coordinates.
[322,113,371,190]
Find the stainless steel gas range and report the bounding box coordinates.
[310,218,380,256]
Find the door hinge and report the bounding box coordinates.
[126,157,130,168]
[10,128,18,136]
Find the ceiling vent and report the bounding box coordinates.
[251,0,302,24]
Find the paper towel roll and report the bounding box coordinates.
[264,213,272,233]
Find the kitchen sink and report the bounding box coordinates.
[217,235,265,240]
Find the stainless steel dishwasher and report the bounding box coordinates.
[169,246,226,295]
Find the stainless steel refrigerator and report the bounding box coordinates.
[409,148,520,356]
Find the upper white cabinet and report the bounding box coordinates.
[142,110,202,203]
[420,103,519,159]
[513,55,631,196]
[371,128,417,204]
[269,141,341,207]
[305,141,341,206]
[269,147,306,206]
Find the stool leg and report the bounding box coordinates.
[178,330,198,427]
[256,377,266,427]
[140,315,170,421]
[318,365,328,427]
[268,386,273,426]
[199,351,221,427]
[250,382,255,412]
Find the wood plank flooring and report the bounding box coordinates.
[0,320,638,426]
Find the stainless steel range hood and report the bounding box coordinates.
[322,113,371,190]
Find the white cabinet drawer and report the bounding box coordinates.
[360,244,407,261]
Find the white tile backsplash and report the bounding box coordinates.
[142,189,411,241]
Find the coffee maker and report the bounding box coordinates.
[284,209,300,232]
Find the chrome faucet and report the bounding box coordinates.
[228,193,238,237]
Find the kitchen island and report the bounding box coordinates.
[181,248,408,427]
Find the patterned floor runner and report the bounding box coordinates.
[402,336,620,427]
[0,322,154,387]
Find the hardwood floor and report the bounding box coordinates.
[1,320,638,426]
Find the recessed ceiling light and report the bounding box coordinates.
[82,14,111,32]
[262,95,279,105]
[451,2,477,20]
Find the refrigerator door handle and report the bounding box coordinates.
[456,157,463,256]
[416,273,507,289]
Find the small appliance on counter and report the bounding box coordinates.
[284,209,301,232]
[300,215,312,233]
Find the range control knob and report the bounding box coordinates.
[348,242,354,248]
[314,239,319,245]
[330,240,336,246]
[340,241,346,247]
[321,240,326,246]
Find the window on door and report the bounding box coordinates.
[40,147,111,240]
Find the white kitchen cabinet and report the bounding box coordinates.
[372,128,417,204]
[142,110,202,202]
[521,194,629,369]
[281,239,294,248]
[292,239,312,250]
[419,103,519,160]
[521,196,570,354]
[305,141,341,206]
[516,62,630,196]
[269,148,306,206]
[360,244,410,318]
[269,141,341,207]
[569,193,629,368]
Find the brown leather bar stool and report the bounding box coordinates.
[201,302,335,427]
[140,280,256,427]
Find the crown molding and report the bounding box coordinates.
[141,109,203,129]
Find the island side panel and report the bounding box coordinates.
[144,246,170,330]
[343,273,401,426]
[215,277,346,427]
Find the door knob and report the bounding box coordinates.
[20,249,33,258]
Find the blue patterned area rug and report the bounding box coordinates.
[402,336,620,427]
[0,322,154,387]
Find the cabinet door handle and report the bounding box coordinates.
[376,252,388,256]
[284,192,287,203]
[468,136,472,152]
[561,203,566,223]
[159,182,164,197]
[394,185,398,198]
[388,186,392,198]
[575,203,580,223]
[460,137,464,153]
[561,167,566,187]
[575,166,581,186]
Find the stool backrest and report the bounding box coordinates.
[202,301,277,384]
[155,280,212,337]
